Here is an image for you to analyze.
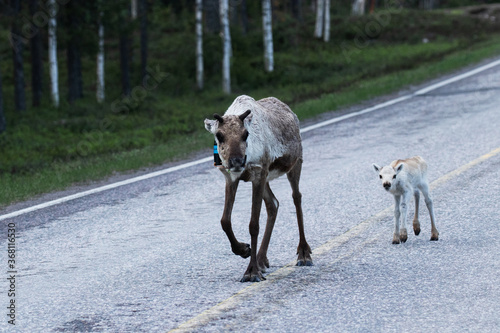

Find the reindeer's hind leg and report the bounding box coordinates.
[419,181,439,241]
[413,190,421,236]
[257,182,279,272]
[287,159,313,266]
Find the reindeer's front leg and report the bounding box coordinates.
[241,171,267,282]
[221,177,251,258]
[399,192,411,243]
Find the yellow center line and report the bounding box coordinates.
[168,146,500,333]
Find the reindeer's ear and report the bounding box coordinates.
[204,119,218,134]
[240,110,253,126]
[213,113,224,124]
[372,163,381,173]
[395,163,404,174]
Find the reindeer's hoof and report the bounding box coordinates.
[392,237,400,244]
[430,235,439,241]
[233,243,251,258]
[240,273,266,283]
[257,256,269,272]
[413,226,421,236]
[400,231,408,243]
[296,259,313,266]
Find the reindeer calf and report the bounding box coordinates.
[372,156,439,244]
[204,95,313,282]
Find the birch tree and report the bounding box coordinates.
[262,0,274,72]
[352,0,366,16]
[314,0,324,39]
[323,0,330,42]
[195,0,204,90]
[131,0,138,19]
[48,0,60,108]
[220,0,231,94]
[96,11,105,103]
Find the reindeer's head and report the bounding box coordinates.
[372,163,403,192]
[204,110,252,173]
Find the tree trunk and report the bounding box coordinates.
[11,0,26,112]
[48,0,59,108]
[139,0,148,80]
[220,0,231,94]
[96,12,105,103]
[205,0,220,34]
[119,13,131,97]
[67,38,82,104]
[352,0,365,15]
[131,0,138,19]
[30,0,43,107]
[323,0,330,42]
[0,68,6,134]
[195,0,204,90]
[291,0,303,22]
[262,0,274,72]
[239,0,249,34]
[314,0,324,38]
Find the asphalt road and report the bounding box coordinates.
[1,59,500,332]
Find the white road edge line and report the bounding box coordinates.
[2,58,500,222]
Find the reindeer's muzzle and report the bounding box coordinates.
[228,156,247,172]
[383,182,391,191]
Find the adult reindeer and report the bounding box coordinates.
[204,95,313,282]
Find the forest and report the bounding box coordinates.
[1,0,500,205]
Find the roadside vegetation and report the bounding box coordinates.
[1,2,500,207]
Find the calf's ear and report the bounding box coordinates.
[372,163,381,173]
[395,163,404,174]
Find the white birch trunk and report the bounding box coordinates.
[262,0,274,72]
[220,0,231,94]
[352,0,365,16]
[195,0,204,90]
[323,0,330,42]
[96,13,105,103]
[131,0,138,19]
[314,0,325,38]
[48,0,59,108]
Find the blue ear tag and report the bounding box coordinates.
[213,140,222,166]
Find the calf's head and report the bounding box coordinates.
[204,110,252,173]
[372,163,403,191]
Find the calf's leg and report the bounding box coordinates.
[420,182,439,241]
[413,190,421,236]
[399,192,411,243]
[287,160,313,266]
[393,195,401,244]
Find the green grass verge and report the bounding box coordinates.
[1,33,499,208]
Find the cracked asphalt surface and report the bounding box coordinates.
[1,60,500,332]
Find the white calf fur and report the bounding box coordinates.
[373,156,439,244]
